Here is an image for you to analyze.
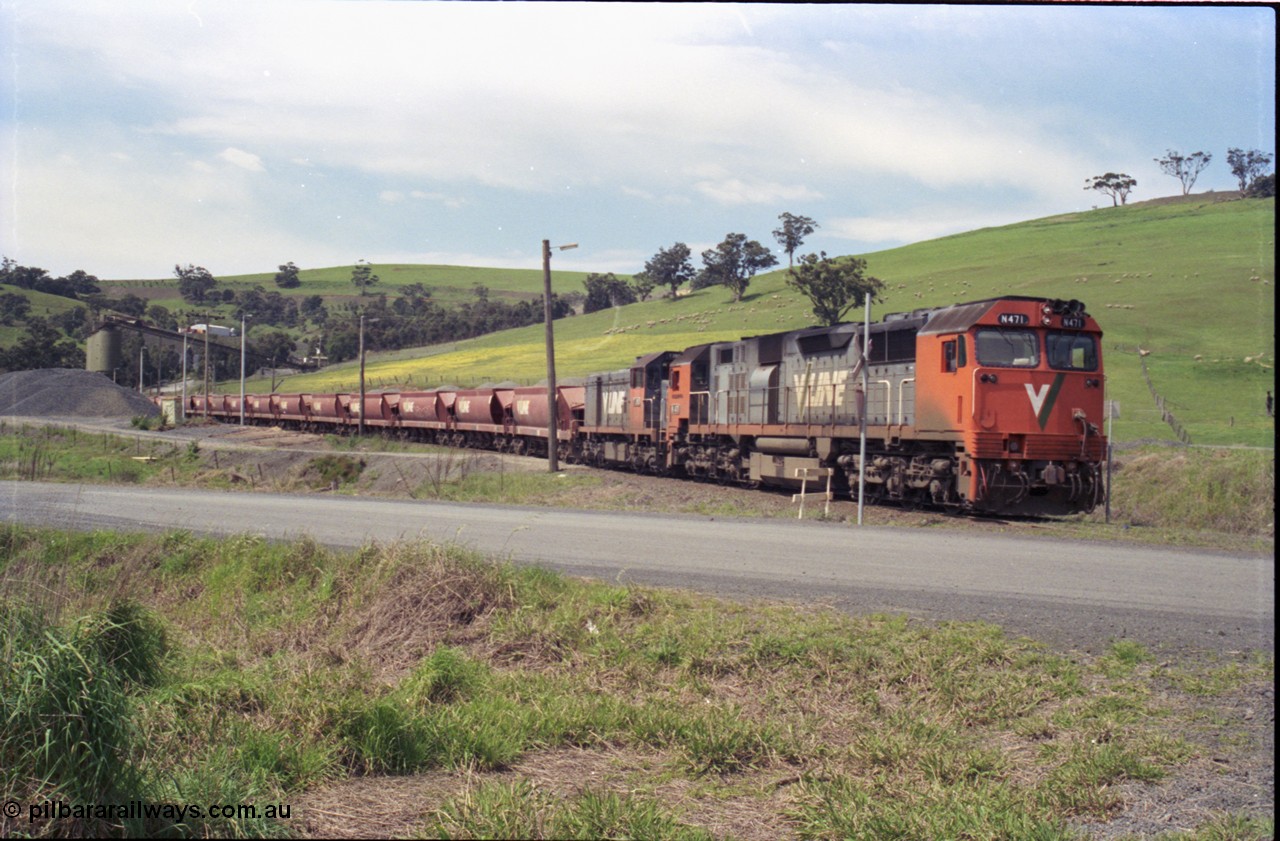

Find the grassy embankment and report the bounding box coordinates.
[1,525,1272,839]
[260,196,1274,449]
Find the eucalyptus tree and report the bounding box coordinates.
[641,242,697,299]
[1084,172,1137,206]
[772,212,819,268]
[699,233,778,303]
[1154,149,1212,195]
[787,251,883,326]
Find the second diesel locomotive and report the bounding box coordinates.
[197,295,1107,516]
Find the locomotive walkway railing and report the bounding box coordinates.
[687,381,903,429]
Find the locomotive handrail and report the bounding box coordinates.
[897,377,915,427]
[689,390,711,425]
[871,379,893,426]
[972,367,982,422]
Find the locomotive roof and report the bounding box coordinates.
[913,298,1005,335]
[907,296,1092,335]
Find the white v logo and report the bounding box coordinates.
[1025,383,1051,416]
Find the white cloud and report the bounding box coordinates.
[20,1,1090,199]
[6,129,339,277]
[693,177,823,206]
[217,147,264,172]
[4,2,1272,279]
[827,209,1025,247]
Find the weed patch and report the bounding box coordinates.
[302,454,365,489]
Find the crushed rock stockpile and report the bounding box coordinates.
[0,368,161,418]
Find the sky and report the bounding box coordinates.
[1,2,1274,281]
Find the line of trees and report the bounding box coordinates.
[0,254,579,376]
[1086,145,1274,206]
[615,212,881,327]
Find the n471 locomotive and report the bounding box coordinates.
[197,296,1106,516]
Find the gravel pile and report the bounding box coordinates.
[0,368,161,418]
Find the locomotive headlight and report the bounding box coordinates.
[1042,316,1052,325]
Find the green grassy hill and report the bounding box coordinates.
[100,264,593,311]
[267,195,1273,448]
[0,283,85,346]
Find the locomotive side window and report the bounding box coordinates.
[941,336,967,372]
[1047,332,1098,371]
[974,329,1039,368]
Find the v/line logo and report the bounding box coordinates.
[1024,374,1066,429]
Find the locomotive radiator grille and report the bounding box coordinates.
[967,432,1105,461]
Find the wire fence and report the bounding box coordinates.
[1138,351,1192,445]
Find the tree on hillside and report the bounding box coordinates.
[1154,149,1212,195]
[49,306,87,338]
[274,261,301,289]
[629,271,656,302]
[699,233,778,303]
[1245,173,1275,198]
[300,294,328,326]
[62,270,101,297]
[582,272,637,314]
[787,252,883,327]
[772,212,819,269]
[145,304,178,331]
[1084,172,1137,206]
[641,243,697,299]
[174,264,217,304]
[1226,148,1274,193]
[0,258,49,290]
[0,316,83,372]
[399,282,431,301]
[0,292,30,325]
[250,328,296,368]
[1,259,100,300]
[350,259,380,296]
